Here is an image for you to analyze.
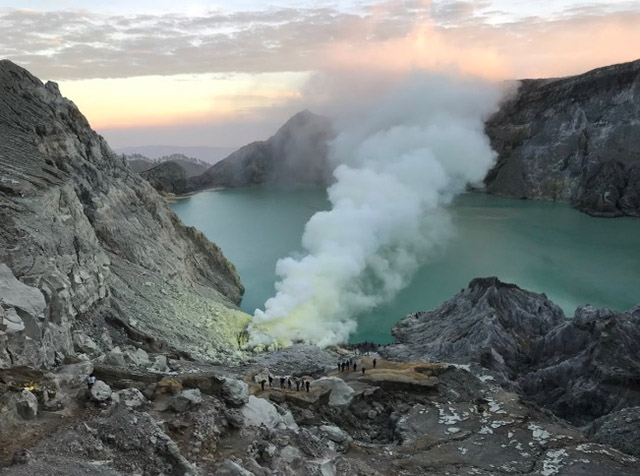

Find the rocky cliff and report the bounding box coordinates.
[0,60,247,369]
[485,59,640,217]
[188,110,334,190]
[128,153,209,178]
[382,277,640,426]
[140,161,188,194]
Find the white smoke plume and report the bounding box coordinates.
[250,72,501,347]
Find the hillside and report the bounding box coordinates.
[188,110,334,190]
[0,60,246,369]
[485,59,640,217]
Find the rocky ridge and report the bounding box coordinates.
[484,58,640,217]
[1,343,639,475]
[382,277,640,425]
[182,59,640,217]
[187,110,334,191]
[0,60,246,369]
[126,153,209,177]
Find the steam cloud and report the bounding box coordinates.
[250,73,501,347]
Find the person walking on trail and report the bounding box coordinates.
[362,367,366,375]
[305,380,310,393]
[288,378,292,390]
[296,379,301,392]
[268,375,273,388]
[280,377,286,389]
[373,358,377,369]
[353,362,357,372]
[260,379,266,391]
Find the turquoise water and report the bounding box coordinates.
[171,189,640,344]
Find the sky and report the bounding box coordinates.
[1,0,639,149]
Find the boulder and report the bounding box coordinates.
[280,445,303,464]
[221,378,249,407]
[241,396,298,431]
[15,389,38,420]
[172,388,202,412]
[150,355,169,372]
[116,388,146,409]
[104,347,126,367]
[312,377,355,406]
[72,331,99,356]
[123,347,150,368]
[319,425,350,444]
[214,459,255,476]
[89,380,112,402]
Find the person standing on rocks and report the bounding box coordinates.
[296,379,301,392]
[353,362,357,372]
[305,380,310,393]
[260,379,266,391]
[87,373,96,389]
[280,377,286,389]
[288,378,292,390]
[373,359,377,369]
[268,375,273,388]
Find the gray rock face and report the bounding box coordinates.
[140,160,188,194]
[520,305,640,424]
[90,380,112,402]
[115,388,146,409]
[485,59,640,217]
[127,153,209,178]
[252,344,340,376]
[188,110,334,190]
[215,459,255,476]
[0,264,58,368]
[172,388,202,412]
[588,406,640,457]
[382,277,640,425]
[383,277,565,380]
[221,378,249,407]
[0,60,245,369]
[15,389,38,420]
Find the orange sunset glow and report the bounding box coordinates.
[2,0,638,148]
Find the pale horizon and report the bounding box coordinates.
[1,0,639,149]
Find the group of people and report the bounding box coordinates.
[338,357,377,375]
[260,374,310,393]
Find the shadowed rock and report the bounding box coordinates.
[485,58,640,217]
[382,277,640,425]
[188,110,334,190]
[0,60,245,368]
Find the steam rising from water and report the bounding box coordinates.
[250,73,501,347]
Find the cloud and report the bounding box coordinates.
[1,2,639,82]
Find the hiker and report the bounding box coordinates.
[373,358,377,369]
[87,373,96,389]
[353,362,357,372]
[260,379,266,391]
[280,377,286,389]
[337,362,341,371]
[288,378,292,390]
[305,380,310,393]
[362,367,366,375]
[268,375,273,387]
[296,379,301,392]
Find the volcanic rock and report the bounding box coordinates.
[0,59,246,369]
[188,110,334,190]
[485,59,640,217]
